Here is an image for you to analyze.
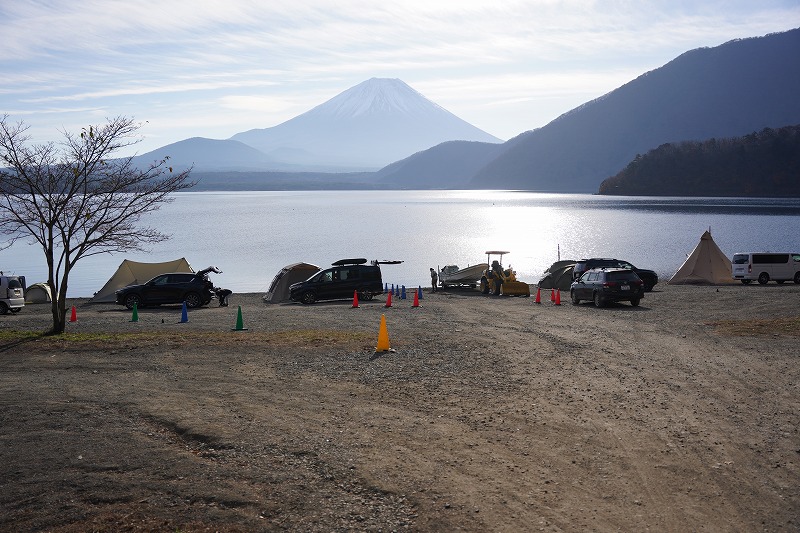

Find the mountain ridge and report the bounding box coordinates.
[464,28,800,192]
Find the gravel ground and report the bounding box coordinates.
[0,283,798,531]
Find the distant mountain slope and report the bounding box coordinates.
[132,137,276,171]
[374,141,504,189]
[231,78,502,170]
[467,28,800,192]
[599,125,800,197]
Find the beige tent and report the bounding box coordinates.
[668,231,735,285]
[263,263,320,303]
[25,282,53,303]
[89,258,194,303]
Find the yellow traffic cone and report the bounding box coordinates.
[375,314,391,352]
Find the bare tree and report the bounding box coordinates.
[0,115,194,333]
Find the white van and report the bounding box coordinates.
[732,253,800,284]
[0,274,25,313]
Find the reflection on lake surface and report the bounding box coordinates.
[1,191,798,297]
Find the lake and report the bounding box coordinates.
[2,191,799,298]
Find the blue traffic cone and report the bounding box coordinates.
[418,286,423,300]
[180,301,188,323]
[401,285,406,299]
[394,284,399,297]
[384,282,388,293]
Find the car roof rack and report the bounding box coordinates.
[331,258,368,266]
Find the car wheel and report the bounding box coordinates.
[184,292,202,308]
[300,291,316,305]
[630,297,640,307]
[741,279,752,285]
[0,302,8,315]
[570,290,580,305]
[643,282,654,292]
[124,294,141,310]
[593,292,605,308]
[757,272,769,285]
[360,290,374,301]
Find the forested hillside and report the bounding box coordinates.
[598,125,800,197]
[468,29,800,192]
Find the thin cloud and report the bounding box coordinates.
[2,0,798,148]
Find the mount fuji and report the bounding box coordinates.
[230,78,501,169]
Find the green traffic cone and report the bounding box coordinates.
[232,305,247,331]
[131,302,138,323]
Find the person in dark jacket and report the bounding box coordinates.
[491,260,504,295]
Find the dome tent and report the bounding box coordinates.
[537,260,577,291]
[25,282,52,303]
[263,263,320,303]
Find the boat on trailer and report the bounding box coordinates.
[438,263,486,288]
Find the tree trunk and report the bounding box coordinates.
[48,277,68,334]
[48,284,67,334]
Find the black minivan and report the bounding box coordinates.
[289,258,385,304]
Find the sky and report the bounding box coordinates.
[2,1,799,156]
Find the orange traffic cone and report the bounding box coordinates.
[375,314,391,352]
[534,287,541,304]
[69,305,77,322]
[554,289,561,305]
[550,289,555,303]
[352,290,360,308]
[385,291,392,308]
[412,289,420,307]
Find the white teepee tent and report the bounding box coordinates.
[668,230,735,285]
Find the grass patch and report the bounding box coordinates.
[707,316,800,337]
[0,329,372,351]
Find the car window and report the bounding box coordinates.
[8,278,22,289]
[321,270,334,283]
[152,275,170,285]
[587,272,597,282]
[340,268,359,280]
[607,271,638,282]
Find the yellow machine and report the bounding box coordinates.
[479,251,531,296]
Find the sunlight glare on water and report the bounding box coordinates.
[1,190,798,297]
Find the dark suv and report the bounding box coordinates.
[115,272,214,310]
[572,258,658,292]
[289,258,384,304]
[570,267,645,307]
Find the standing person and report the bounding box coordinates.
[430,267,438,293]
[491,260,504,296]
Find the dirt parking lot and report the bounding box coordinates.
[1,283,798,531]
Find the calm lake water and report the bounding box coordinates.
[2,191,799,298]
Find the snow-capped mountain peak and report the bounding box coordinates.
[230,78,501,169]
[305,78,448,119]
